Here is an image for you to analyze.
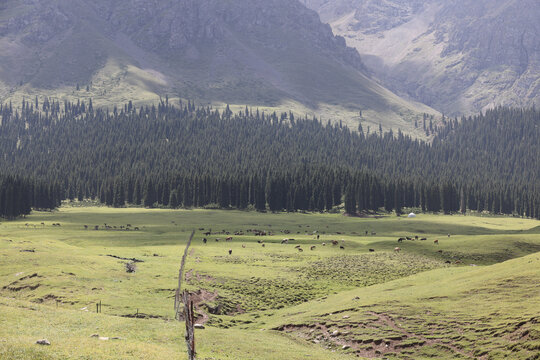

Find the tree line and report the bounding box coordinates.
[0,98,538,218]
[0,175,61,219]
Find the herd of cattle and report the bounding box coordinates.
[197,229,448,256]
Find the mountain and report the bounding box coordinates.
[304,0,540,115]
[0,0,437,133]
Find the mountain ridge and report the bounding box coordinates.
[0,0,438,134]
[305,0,540,115]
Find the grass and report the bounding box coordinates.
[0,206,539,359]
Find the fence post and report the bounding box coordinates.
[183,290,196,360]
[175,231,196,359]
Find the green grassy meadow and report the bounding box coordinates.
[0,206,539,359]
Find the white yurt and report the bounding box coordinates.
[408,213,416,218]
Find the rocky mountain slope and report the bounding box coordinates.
[305,0,540,115]
[0,0,436,132]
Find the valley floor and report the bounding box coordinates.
[0,206,539,359]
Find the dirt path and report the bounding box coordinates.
[189,289,218,325]
[278,310,474,359]
[367,311,472,358]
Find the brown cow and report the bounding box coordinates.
[310,246,316,251]
[434,239,439,245]
[226,237,233,242]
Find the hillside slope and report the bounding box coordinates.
[0,0,436,132]
[268,252,540,358]
[305,0,540,115]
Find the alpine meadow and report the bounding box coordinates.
[0,1,539,359]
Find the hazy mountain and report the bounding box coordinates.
[305,0,540,115]
[0,0,436,132]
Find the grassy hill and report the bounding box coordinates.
[267,253,540,359]
[0,206,539,358]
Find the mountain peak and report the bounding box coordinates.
[0,0,437,135]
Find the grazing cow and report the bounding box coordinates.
[310,246,316,251]
[281,239,288,244]
[84,225,88,230]
[331,240,339,246]
[322,242,326,246]
[298,248,303,252]
[445,260,451,264]
[394,247,401,252]
[242,244,246,248]
[437,250,443,253]
[340,246,345,250]
[369,249,375,252]
[134,227,140,231]
[295,245,301,249]
[398,238,404,243]
[371,232,376,236]
[228,249,232,255]
[215,238,220,242]
[406,237,412,241]
[203,238,207,244]
[420,237,427,241]
[204,231,211,236]
[434,239,439,245]
[94,225,99,230]
[262,244,265,247]
[226,237,233,242]
[415,236,419,240]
